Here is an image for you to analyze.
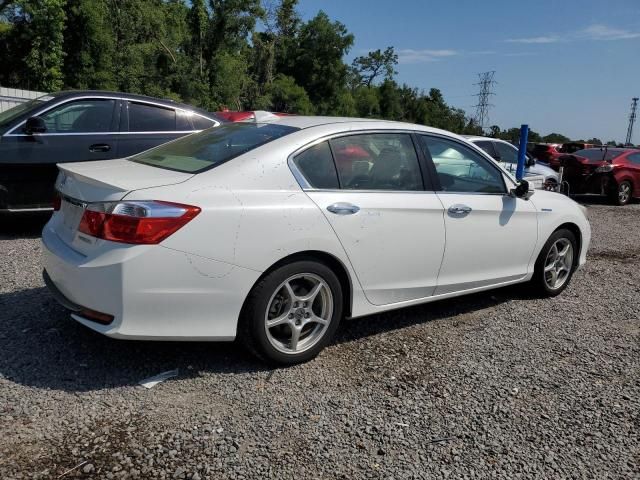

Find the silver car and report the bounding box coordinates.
[465,136,560,191]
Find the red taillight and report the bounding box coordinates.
[78,201,200,244]
[53,192,61,211]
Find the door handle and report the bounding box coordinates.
[448,204,472,215]
[327,202,360,215]
[89,143,111,153]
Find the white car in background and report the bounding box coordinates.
[42,117,590,364]
[465,136,560,191]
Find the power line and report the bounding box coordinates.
[473,71,496,131]
[625,97,638,145]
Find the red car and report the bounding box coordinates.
[559,148,640,205]
[529,143,562,167]
[215,110,291,122]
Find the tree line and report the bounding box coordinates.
[0,0,610,144]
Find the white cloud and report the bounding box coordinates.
[506,35,560,44]
[580,24,640,40]
[396,49,458,64]
[507,24,640,44]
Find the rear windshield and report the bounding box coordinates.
[573,149,624,161]
[131,123,299,173]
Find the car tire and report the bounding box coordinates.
[611,180,632,206]
[530,228,578,297]
[239,259,343,365]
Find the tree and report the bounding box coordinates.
[585,137,602,145]
[542,133,570,144]
[187,0,208,78]
[489,125,501,138]
[351,46,397,87]
[284,11,354,113]
[0,0,66,91]
[265,74,313,114]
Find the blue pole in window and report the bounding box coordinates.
[516,124,529,181]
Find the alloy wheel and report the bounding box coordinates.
[543,238,574,290]
[618,183,631,204]
[264,273,334,354]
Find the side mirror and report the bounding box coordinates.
[526,157,536,167]
[511,180,534,200]
[23,116,47,135]
[493,154,502,161]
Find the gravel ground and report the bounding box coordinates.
[0,197,638,479]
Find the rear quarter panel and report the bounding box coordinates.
[122,127,371,315]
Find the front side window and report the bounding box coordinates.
[132,123,298,173]
[129,102,176,132]
[40,99,115,133]
[420,135,505,194]
[493,141,519,164]
[293,141,339,189]
[330,133,424,191]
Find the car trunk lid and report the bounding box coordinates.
[53,159,193,252]
[56,159,193,202]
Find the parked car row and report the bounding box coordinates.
[2,90,572,215]
[558,147,640,205]
[42,116,591,364]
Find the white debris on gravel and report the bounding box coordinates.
[139,369,179,389]
[0,199,638,479]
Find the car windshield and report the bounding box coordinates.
[573,149,624,161]
[0,97,47,127]
[132,122,299,173]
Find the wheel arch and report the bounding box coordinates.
[555,222,582,266]
[241,250,353,319]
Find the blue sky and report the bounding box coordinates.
[298,0,640,142]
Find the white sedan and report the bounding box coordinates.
[42,117,591,364]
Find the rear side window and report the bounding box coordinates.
[129,102,176,132]
[573,149,624,161]
[330,133,424,191]
[40,99,115,133]
[293,141,339,189]
[192,115,217,130]
[132,123,298,173]
[474,140,497,159]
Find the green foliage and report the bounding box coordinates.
[283,11,354,113]
[266,74,314,114]
[542,132,571,144]
[0,0,66,90]
[351,46,397,87]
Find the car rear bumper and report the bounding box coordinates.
[564,173,614,195]
[42,222,261,341]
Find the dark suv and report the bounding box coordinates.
[0,91,221,212]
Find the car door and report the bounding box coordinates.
[0,97,120,208]
[294,132,446,306]
[418,134,538,295]
[117,101,195,158]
